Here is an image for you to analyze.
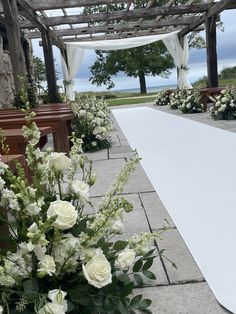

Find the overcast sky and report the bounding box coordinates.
[32,9,236,92]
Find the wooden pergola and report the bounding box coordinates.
[0,0,236,102]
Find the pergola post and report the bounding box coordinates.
[41,30,59,103]
[2,0,27,104]
[206,15,218,87]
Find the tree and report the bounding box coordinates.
[33,56,46,94]
[90,42,174,94]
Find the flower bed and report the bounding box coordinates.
[0,111,168,313]
[154,90,170,106]
[210,88,236,120]
[71,95,112,151]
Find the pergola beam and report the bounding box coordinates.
[27,0,131,11]
[179,0,236,37]
[26,16,197,39]
[20,3,212,29]
[16,0,65,50]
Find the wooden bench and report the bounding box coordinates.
[0,113,74,153]
[0,126,52,155]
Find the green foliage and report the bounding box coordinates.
[219,66,236,80]
[33,56,46,94]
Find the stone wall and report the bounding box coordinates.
[0,45,15,108]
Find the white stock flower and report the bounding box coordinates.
[47,200,78,230]
[47,152,72,172]
[82,254,112,288]
[0,177,5,190]
[37,255,56,277]
[115,249,136,270]
[19,242,35,252]
[111,219,124,234]
[38,303,65,314]
[34,244,47,261]
[71,180,89,201]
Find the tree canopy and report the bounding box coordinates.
[90,42,174,93]
[33,56,46,94]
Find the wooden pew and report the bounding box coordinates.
[0,126,52,155]
[0,114,74,153]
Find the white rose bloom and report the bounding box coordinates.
[37,255,56,277]
[38,303,65,314]
[216,101,221,106]
[48,289,68,311]
[0,305,3,313]
[186,103,191,109]
[115,249,136,270]
[47,200,78,230]
[82,254,112,288]
[72,180,89,201]
[222,97,228,103]
[47,152,72,172]
[221,89,226,94]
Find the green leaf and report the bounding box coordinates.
[130,294,142,308]
[143,270,156,280]
[142,258,153,271]
[68,288,90,305]
[118,273,130,284]
[139,299,152,310]
[121,282,134,298]
[113,240,128,251]
[118,300,129,314]
[143,249,155,259]
[134,274,143,287]
[23,278,39,294]
[133,258,143,272]
[104,296,114,311]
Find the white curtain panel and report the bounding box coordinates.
[60,30,192,100]
[163,34,192,89]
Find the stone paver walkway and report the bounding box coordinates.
[87,102,234,314]
[47,102,234,313]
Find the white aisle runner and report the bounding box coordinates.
[112,107,236,313]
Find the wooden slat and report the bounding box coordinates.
[20,3,212,28]
[26,16,196,39]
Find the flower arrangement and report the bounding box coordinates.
[0,111,168,313]
[154,90,170,106]
[71,95,112,152]
[169,89,204,113]
[210,88,236,120]
[169,89,183,110]
[178,89,204,114]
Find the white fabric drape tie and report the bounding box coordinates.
[60,30,191,100]
[163,34,192,89]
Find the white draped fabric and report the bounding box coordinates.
[61,30,191,100]
[163,34,192,89]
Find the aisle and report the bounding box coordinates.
[113,107,236,314]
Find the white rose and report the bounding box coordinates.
[186,103,191,109]
[47,200,78,230]
[38,303,65,314]
[82,254,112,288]
[37,255,56,277]
[47,152,72,172]
[0,305,3,313]
[216,101,221,106]
[222,97,228,103]
[48,289,68,311]
[72,180,90,201]
[115,249,136,270]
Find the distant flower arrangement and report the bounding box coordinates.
[0,111,169,313]
[210,88,236,120]
[71,95,112,151]
[154,90,170,106]
[170,89,204,113]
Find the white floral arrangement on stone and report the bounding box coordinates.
[154,90,170,106]
[71,95,112,152]
[169,89,204,113]
[210,88,236,120]
[178,89,204,114]
[0,111,168,313]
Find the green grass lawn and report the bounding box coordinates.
[107,95,156,106]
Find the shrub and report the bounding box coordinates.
[154,90,170,106]
[210,87,236,120]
